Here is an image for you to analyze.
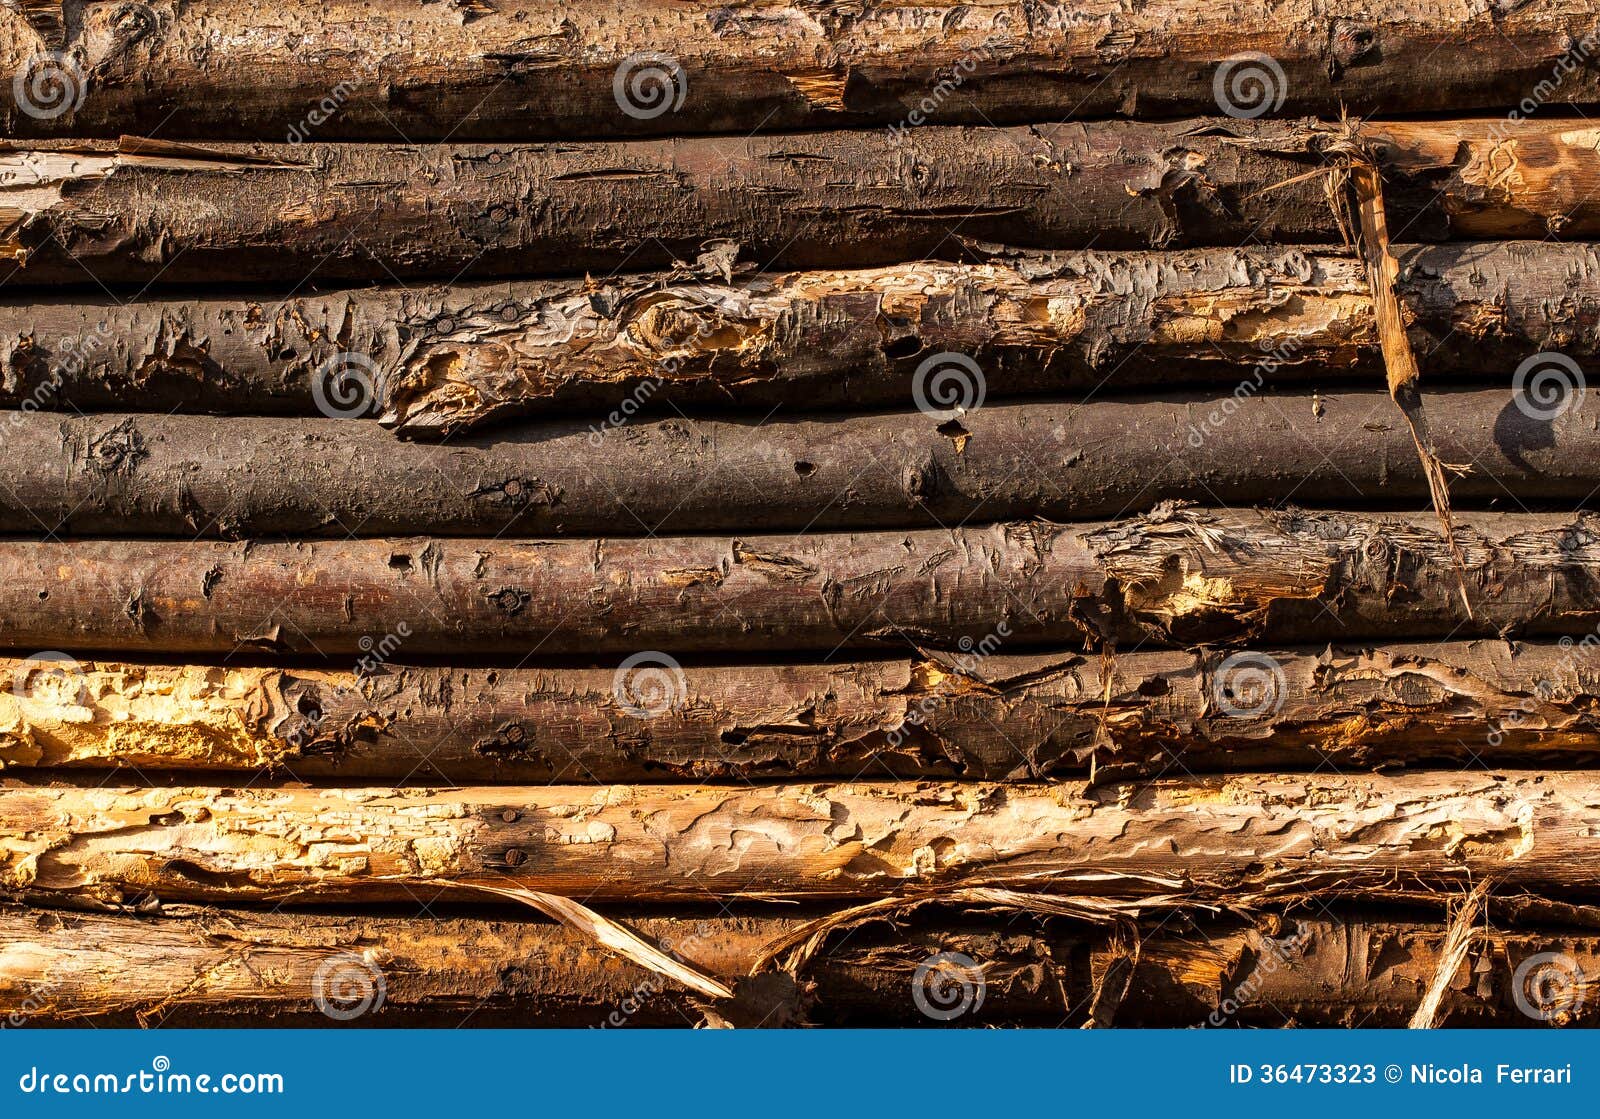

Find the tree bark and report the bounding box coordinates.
[5,640,1600,782]
[4,120,1600,287]
[0,510,1595,655]
[2,772,1595,906]
[0,389,1595,538]
[2,242,1594,435]
[1,0,1596,141]
[0,905,1591,1027]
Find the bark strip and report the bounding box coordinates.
[2,242,1593,434]
[4,120,1600,286]
[0,390,1593,538]
[0,509,1596,655]
[4,640,1600,782]
[1,0,1596,141]
[1,772,1595,905]
[0,905,1591,1028]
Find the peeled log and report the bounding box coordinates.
[2,773,1595,906]
[6,120,1600,286]
[3,1,1596,141]
[2,244,1594,435]
[1,389,1596,538]
[5,641,1600,782]
[0,905,1591,1028]
[0,509,1596,655]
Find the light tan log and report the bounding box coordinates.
[4,641,1600,782]
[2,772,1595,906]
[1,1,1596,141]
[6,119,1600,286]
[0,905,1593,1027]
[0,509,1596,655]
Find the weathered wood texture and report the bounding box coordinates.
[5,120,1600,287]
[1,906,1592,1027]
[3,2,1596,141]
[4,641,1600,782]
[0,509,1594,655]
[1,239,1595,433]
[2,773,1594,905]
[0,389,1593,539]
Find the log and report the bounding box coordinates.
[0,509,1594,655]
[5,120,1600,286]
[1,1,1595,141]
[0,389,1595,538]
[3,241,1597,434]
[5,641,1600,782]
[2,772,1595,905]
[1,905,1592,1028]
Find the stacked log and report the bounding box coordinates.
[2,0,1600,1031]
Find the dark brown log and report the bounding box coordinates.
[2,772,1594,905]
[1,904,1592,1028]
[0,509,1596,656]
[4,640,1600,782]
[1,1,1596,141]
[0,388,1594,539]
[3,242,1595,435]
[4,120,1600,287]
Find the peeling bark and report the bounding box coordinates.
[0,772,1593,906]
[0,389,1596,538]
[0,509,1597,655]
[0,905,1592,1028]
[1,1,1596,141]
[3,242,1596,434]
[5,120,1600,286]
[5,641,1600,782]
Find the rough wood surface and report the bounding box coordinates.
[4,388,1596,538]
[0,905,1592,1027]
[3,241,1596,434]
[5,120,1600,287]
[5,641,1600,782]
[2,1,1595,141]
[2,772,1595,905]
[0,509,1596,655]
